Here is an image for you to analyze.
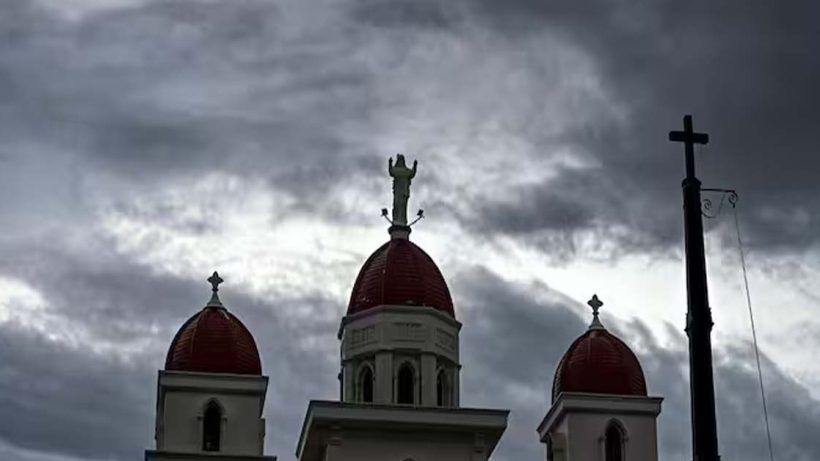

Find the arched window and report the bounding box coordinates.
[605,421,624,461]
[202,401,222,452]
[359,365,374,403]
[397,363,415,405]
[436,369,449,407]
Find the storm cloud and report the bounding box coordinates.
[1,0,817,460]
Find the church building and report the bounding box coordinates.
[144,156,663,461]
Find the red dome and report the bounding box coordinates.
[348,238,455,317]
[552,327,646,402]
[165,303,262,375]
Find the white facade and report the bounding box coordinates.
[296,301,508,461]
[537,393,663,461]
[145,371,276,461]
[338,304,461,407]
[296,401,508,461]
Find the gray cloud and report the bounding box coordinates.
[476,178,595,235]
[0,211,817,461]
[7,0,816,254]
[445,0,820,254]
[0,229,340,460]
[1,0,818,460]
[0,0,379,210]
[452,266,820,461]
[350,0,460,29]
[0,322,154,459]
[465,167,682,260]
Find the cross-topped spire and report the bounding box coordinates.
[669,114,709,179]
[587,294,605,330]
[206,271,224,308]
[208,271,223,292]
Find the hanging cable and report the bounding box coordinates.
[732,205,775,461]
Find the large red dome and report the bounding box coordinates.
[165,300,262,376]
[348,238,455,317]
[552,327,646,402]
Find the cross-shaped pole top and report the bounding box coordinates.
[669,114,709,179]
[587,294,604,329]
[208,271,223,293]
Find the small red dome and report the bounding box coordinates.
[552,327,646,402]
[348,238,455,317]
[165,304,262,375]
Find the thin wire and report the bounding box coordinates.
[733,206,775,461]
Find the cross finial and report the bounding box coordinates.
[206,272,225,308]
[208,271,223,292]
[587,294,605,330]
[587,294,603,314]
[669,114,709,179]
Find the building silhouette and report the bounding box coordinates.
[144,156,662,461]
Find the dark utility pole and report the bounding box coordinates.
[669,115,721,461]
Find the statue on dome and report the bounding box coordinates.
[388,154,417,226]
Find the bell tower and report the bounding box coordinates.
[297,156,508,461]
[538,295,662,461]
[337,154,461,409]
[145,273,276,461]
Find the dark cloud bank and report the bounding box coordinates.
[454,0,820,256]
[0,235,341,460]
[2,247,819,460]
[1,0,819,460]
[455,267,820,461]
[4,0,819,256]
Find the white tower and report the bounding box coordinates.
[537,295,662,461]
[297,155,508,461]
[145,273,276,461]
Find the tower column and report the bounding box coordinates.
[470,433,488,461]
[375,351,393,404]
[454,366,461,406]
[342,362,355,402]
[324,427,344,461]
[421,353,437,405]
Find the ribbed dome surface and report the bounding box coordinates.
[552,328,647,402]
[165,305,262,375]
[348,238,455,317]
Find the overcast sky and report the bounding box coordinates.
[1,0,819,460]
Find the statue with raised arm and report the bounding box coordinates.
[388,154,417,226]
